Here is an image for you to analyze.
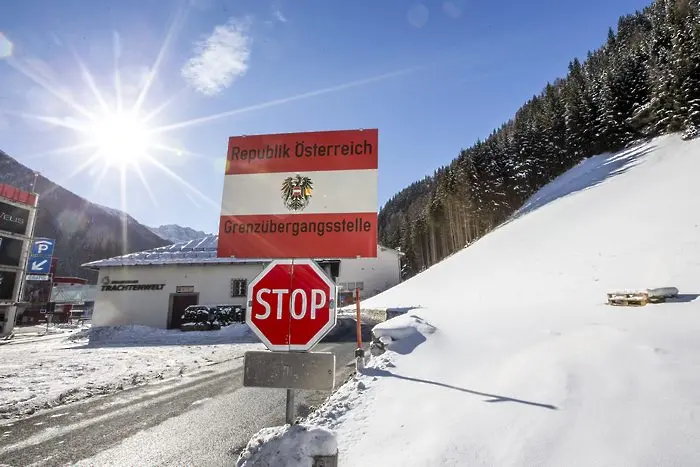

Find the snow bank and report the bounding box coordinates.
[317,134,700,466]
[78,323,255,346]
[236,424,337,467]
[0,325,262,420]
[371,313,437,354]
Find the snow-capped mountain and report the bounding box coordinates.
[0,149,169,281]
[148,224,210,244]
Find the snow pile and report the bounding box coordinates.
[5,323,90,339]
[78,323,256,346]
[0,325,262,419]
[371,313,437,354]
[310,134,700,466]
[236,424,337,467]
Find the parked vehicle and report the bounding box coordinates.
[181,304,246,327]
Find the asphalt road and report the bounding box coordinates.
[0,340,366,467]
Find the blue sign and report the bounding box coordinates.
[31,238,56,257]
[27,254,51,274]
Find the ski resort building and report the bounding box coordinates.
[82,235,403,329]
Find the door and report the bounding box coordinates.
[169,294,199,329]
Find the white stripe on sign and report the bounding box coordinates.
[221,169,377,216]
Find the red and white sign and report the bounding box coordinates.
[217,129,378,258]
[246,259,337,351]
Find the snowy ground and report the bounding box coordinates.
[243,134,700,466]
[0,324,262,420]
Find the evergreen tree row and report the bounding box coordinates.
[379,0,700,278]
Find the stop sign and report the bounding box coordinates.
[246,259,337,351]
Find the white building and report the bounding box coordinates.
[82,235,403,329]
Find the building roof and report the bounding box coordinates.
[81,235,398,269]
[81,235,266,269]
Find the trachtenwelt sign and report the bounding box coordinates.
[100,277,165,292]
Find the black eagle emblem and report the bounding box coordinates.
[281,174,313,212]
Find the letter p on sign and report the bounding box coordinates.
[32,239,55,257]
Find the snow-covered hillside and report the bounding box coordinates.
[148,224,210,244]
[302,134,700,466]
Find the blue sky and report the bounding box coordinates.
[0,0,651,234]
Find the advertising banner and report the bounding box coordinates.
[0,201,30,236]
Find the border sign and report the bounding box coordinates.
[217,128,378,259]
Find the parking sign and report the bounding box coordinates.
[31,238,55,256]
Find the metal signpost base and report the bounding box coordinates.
[285,389,296,425]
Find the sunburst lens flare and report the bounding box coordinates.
[83,111,153,167]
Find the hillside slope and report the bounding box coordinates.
[378,0,700,277]
[0,150,169,281]
[326,134,700,466]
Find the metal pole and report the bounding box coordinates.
[286,259,296,426]
[355,287,365,370]
[285,388,296,425]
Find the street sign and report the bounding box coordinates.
[243,351,336,390]
[27,255,51,274]
[25,274,50,281]
[31,238,55,256]
[247,259,337,351]
[217,128,379,259]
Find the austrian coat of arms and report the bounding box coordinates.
[281,174,313,212]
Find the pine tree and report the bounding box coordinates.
[377,0,700,278]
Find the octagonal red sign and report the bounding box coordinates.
[246,259,337,351]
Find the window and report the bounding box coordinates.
[231,279,247,297]
[356,281,364,290]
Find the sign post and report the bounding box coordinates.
[217,128,378,427]
[244,258,338,424]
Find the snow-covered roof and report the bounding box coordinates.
[81,235,387,269]
[82,235,270,268]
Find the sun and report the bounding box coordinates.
[83,111,154,168]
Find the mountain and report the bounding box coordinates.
[379,0,700,278]
[147,224,210,244]
[0,150,169,282]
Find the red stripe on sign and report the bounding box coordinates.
[0,183,37,207]
[217,213,378,258]
[226,129,378,175]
